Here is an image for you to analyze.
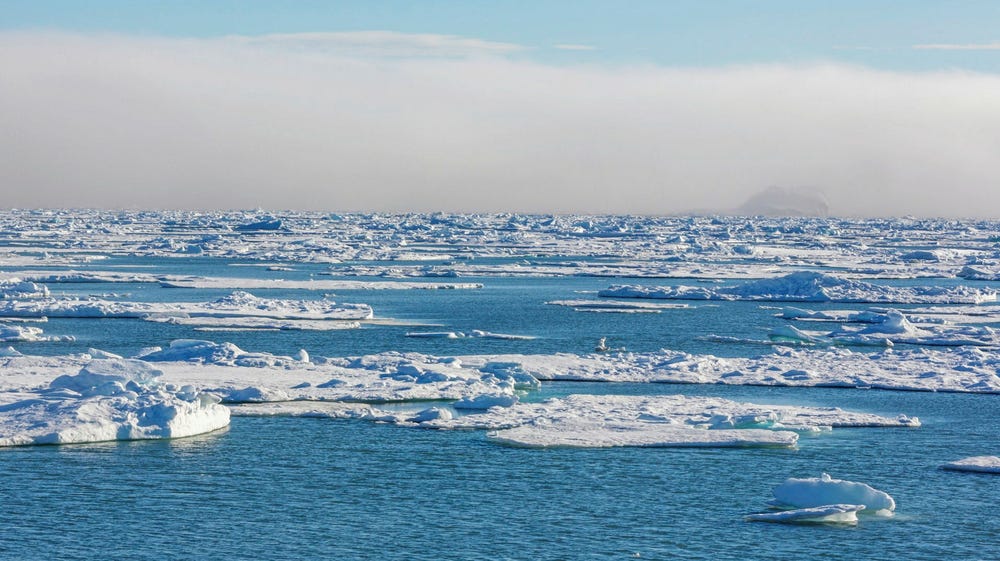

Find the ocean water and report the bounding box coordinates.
[2,257,999,560]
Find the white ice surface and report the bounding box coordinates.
[0,324,74,342]
[467,346,1000,393]
[0,359,230,447]
[159,277,482,290]
[0,290,373,323]
[769,473,895,515]
[600,272,996,304]
[942,456,1000,474]
[745,504,865,524]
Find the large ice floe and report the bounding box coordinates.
[0,359,229,446]
[0,290,373,330]
[942,456,1000,474]
[756,308,1000,347]
[469,346,1000,393]
[600,271,997,304]
[235,392,915,449]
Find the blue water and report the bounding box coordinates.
[2,258,1000,560]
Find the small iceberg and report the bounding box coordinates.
[769,473,895,516]
[942,456,1000,474]
[746,504,865,524]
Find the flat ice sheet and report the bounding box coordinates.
[600,272,996,304]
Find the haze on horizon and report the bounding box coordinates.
[2,4,1000,218]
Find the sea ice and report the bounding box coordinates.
[942,456,1000,474]
[0,278,50,299]
[769,473,895,515]
[600,271,996,304]
[0,359,230,446]
[745,504,865,524]
[0,324,74,342]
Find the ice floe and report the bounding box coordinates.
[600,272,996,304]
[545,299,689,313]
[0,324,74,342]
[405,330,535,340]
[745,504,865,524]
[0,359,229,447]
[0,291,373,328]
[768,473,895,516]
[942,456,1000,474]
[460,346,1000,393]
[159,277,482,290]
[0,278,50,299]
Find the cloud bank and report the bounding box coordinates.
[2,31,1000,217]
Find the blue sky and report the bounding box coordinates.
[4,0,1000,71]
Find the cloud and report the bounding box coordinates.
[2,30,1000,217]
[553,44,597,51]
[224,30,526,57]
[913,42,1000,50]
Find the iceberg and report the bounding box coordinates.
[769,473,895,516]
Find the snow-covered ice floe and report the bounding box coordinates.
[757,309,1000,347]
[768,473,896,516]
[545,299,690,313]
[600,271,997,304]
[0,359,229,447]
[942,456,1000,474]
[0,278,50,299]
[0,290,373,329]
[405,330,535,340]
[236,393,914,449]
[745,504,866,524]
[0,324,74,342]
[158,277,482,291]
[470,346,1000,393]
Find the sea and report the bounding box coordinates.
[1,255,998,561]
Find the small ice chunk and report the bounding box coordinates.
[408,407,452,423]
[770,473,895,515]
[746,504,865,524]
[942,456,1000,474]
[454,394,518,410]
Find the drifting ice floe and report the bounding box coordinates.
[0,291,373,328]
[159,277,482,291]
[760,309,1000,347]
[600,271,996,304]
[404,330,535,340]
[0,278,50,299]
[0,359,229,447]
[942,456,1000,474]
[545,299,689,313]
[396,394,915,448]
[0,324,74,342]
[768,473,896,516]
[470,346,1000,393]
[745,504,865,524]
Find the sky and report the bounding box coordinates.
[2,1,1000,216]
